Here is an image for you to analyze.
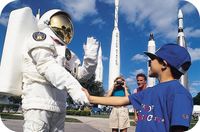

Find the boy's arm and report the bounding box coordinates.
[82,88,130,106]
[90,96,130,106]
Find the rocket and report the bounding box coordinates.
[177,9,189,89]
[36,9,40,22]
[147,33,156,87]
[177,10,186,47]
[108,0,120,89]
[95,45,103,82]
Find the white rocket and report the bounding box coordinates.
[95,45,103,82]
[147,33,156,87]
[36,9,40,22]
[177,9,189,89]
[108,0,120,89]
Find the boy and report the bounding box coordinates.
[83,43,193,132]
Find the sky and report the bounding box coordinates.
[0,0,200,97]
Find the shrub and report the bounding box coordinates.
[66,110,91,116]
[80,110,90,116]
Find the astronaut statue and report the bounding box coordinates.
[21,9,99,131]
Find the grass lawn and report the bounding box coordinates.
[0,113,24,120]
[189,119,198,129]
[90,114,109,118]
[65,118,82,123]
[0,113,82,123]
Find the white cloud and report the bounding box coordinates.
[102,55,108,61]
[188,47,200,61]
[91,18,105,25]
[185,27,200,38]
[100,0,200,40]
[191,81,200,86]
[190,81,200,96]
[131,54,147,62]
[132,69,145,76]
[91,17,105,28]
[189,86,199,96]
[125,76,136,85]
[58,0,97,21]
[119,0,179,40]
[181,3,196,14]
[0,13,8,26]
[125,68,145,86]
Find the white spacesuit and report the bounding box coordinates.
[22,9,99,132]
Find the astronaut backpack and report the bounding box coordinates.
[0,7,38,96]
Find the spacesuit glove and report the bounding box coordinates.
[83,37,99,59]
[70,90,90,105]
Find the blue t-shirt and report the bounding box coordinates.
[128,80,193,132]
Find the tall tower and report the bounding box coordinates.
[177,9,189,89]
[95,45,103,82]
[108,0,120,89]
[147,33,156,87]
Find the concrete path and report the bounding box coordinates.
[1,118,100,132]
[67,115,136,132]
[1,116,136,132]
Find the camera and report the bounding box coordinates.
[116,81,124,86]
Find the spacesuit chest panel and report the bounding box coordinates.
[64,52,80,78]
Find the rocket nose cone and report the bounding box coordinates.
[115,0,119,6]
[149,33,154,41]
[178,9,183,18]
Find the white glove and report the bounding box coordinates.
[71,90,90,105]
[83,37,99,58]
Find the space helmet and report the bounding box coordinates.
[38,9,74,45]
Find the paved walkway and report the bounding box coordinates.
[67,115,136,132]
[1,118,100,132]
[1,116,136,132]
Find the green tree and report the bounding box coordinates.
[193,92,200,105]
[80,74,105,96]
[8,96,22,104]
[66,95,74,105]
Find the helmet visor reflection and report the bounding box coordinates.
[49,12,74,45]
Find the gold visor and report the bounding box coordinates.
[49,12,74,45]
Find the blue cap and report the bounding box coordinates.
[144,43,191,75]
